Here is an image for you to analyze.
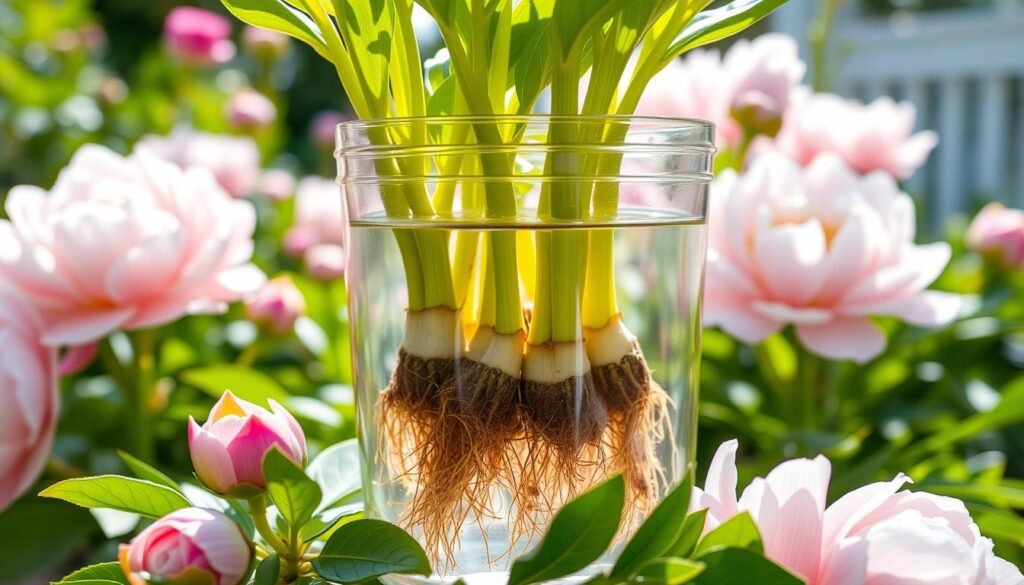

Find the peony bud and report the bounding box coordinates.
[227,89,277,130]
[245,275,306,335]
[305,244,346,281]
[967,202,1024,269]
[242,26,290,60]
[119,507,251,585]
[163,6,235,66]
[188,392,306,497]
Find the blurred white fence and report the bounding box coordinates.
[772,2,1024,231]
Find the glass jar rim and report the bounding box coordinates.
[336,114,715,134]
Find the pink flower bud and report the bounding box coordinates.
[227,89,277,130]
[305,244,346,281]
[242,26,290,60]
[967,203,1024,269]
[188,392,306,497]
[310,111,348,149]
[163,7,236,66]
[245,275,306,334]
[119,507,251,585]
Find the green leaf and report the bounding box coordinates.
[254,554,281,585]
[301,504,364,542]
[693,548,802,585]
[264,448,322,530]
[308,439,362,511]
[668,509,707,558]
[629,558,705,585]
[508,475,626,585]
[311,519,432,582]
[181,365,291,405]
[0,498,95,581]
[694,512,762,557]
[219,0,331,59]
[663,0,789,62]
[334,0,397,117]
[118,450,182,493]
[55,562,129,585]
[612,476,693,577]
[40,475,191,518]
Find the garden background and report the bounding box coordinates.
[3,0,1024,582]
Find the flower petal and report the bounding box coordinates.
[795,317,886,363]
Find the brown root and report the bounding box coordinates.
[378,349,455,481]
[591,345,673,520]
[405,358,522,564]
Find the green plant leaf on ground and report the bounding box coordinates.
[40,475,191,518]
[629,558,705,585]
[307,438,362,511]
[54,562,129,585]
[311,518,431,582]
[118,450,182,493]
[508,475,626,585]
[264,448,322,530]
[612,475,693,578]
[694,512,762,557]
[0,498,96,581]
[693,548,802,585]
[180,364,291,405]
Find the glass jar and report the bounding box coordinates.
[338,116,714,585]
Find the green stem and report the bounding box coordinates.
[101,332,158,462]
[248,495,292,560]
[797,344,822,431]
[810,0,840,92]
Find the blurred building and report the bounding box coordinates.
[772,0,1024,230]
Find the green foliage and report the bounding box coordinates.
[693,512,762,557]
[628,558,705,585]
[307,438,362,511]
[181,365,292,404]
[40,475,191,518]
[692,549,802,585]
[508,476,626,585]
[220,0,330,58]
[53,563,130,585]
[254,554,282,585]
[311,519,432,582]
[264,448,323,529]
[118,450,182,493]
[0,498,96,581]
[664,0,790,62]
[611,476,694,578]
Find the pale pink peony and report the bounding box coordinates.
[162,6,235,66]
[693,440,1024,585]
[635,34,804,149]
[761,89,938,180]
[285,176,346,277]
[119,507,251,585]
[227,88,277,130]
[967,203,1024,269]
[0,289,58,512]
[705,152,960,362]
[141,128,261,198]
[188,391,306,497]
[245,275,306,334]
[0,144,265,346]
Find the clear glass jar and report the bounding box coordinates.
[338,116,714,585]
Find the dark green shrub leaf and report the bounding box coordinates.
[668,509,707,558]
[629,558,705,585]
[264,448,322,530]
[0,498,95,581]
[612,476,693,577]
[508,475,626,585]
[254,554,281,585]
[54,562,129,585]
[694,512,762,557]
[40,475,190,518]
[118,450,181,493]
[312,519,431,582]
[693,548,802,585]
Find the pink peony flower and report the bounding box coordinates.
[245,275,306,334]
[705,152,960,362]
[119,507,251,585]
[57,342,98,376]
[0,144,265,346]
[188,391,306,497]
[967,203,1024,269]
[761,90,938,180]
[0,289,58,512]
[162,6,235,66]
[227,89,277,130]
[241,25,290,59]
[141,128,261,198]
[310,110,348,149]
[635,34,804,149]
[693,440,1024,585]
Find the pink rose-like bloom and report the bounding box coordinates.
[310,110,348,149]
[0,289,58,512]
[227,89,277,130]
[119,507,251,585]
[636,34,804,149]
[693,441,1023,585]
[762,90,938,180]
[141,128,261,198]
[241,25,290,59]
[163,6,235,66]
[0,145,264,346]
[967,203,1024,269]
[189,392,307,497]
[705,152,960,362]
[245,275,306,334]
